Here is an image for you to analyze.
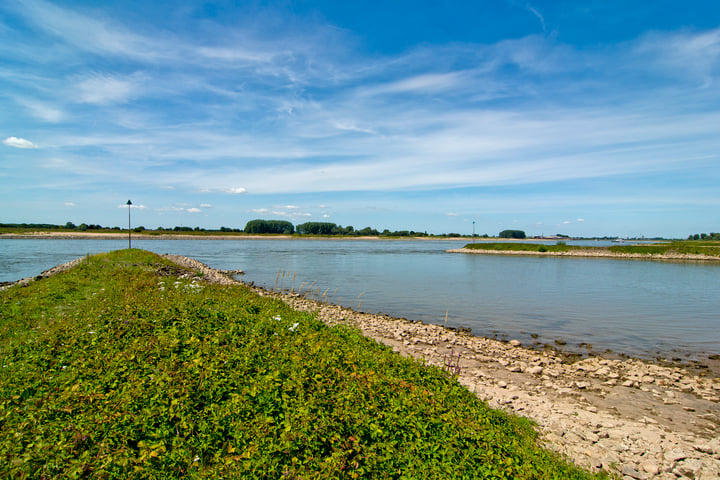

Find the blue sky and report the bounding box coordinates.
[1,0,719,238]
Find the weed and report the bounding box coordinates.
[0,250,606,479]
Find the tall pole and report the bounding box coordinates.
[126,200,132,249]
[472,220,476,244]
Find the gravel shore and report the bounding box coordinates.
[5,254,719,478]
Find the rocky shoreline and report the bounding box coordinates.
[4,255,719,478]
[448,247,720,262]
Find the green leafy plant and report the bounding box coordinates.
[0,249,606,479]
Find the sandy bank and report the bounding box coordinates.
[448,247,720,263]
[4,254,719,478]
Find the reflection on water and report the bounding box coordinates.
[1,238,719,358]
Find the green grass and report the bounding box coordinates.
[0,250,605,479]
[463,241,720,258]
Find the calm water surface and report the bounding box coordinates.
[1,238,719,358]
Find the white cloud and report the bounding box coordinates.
[447,212,458,217]
[201,187,248,194]
[562,221,571,224]
[200,203,213,208]
[364,72,466,97]
[17,98,64,122]
[3,137,38,149]
[186,207,202,213]
[118,204,147,209]
[525,4,547,33]
[577,218,585,222]
[64,202,77,207]
[75,73,143,105]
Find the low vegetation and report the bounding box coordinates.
[0,250,603,478]
[463,241,720,258]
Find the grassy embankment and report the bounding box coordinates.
[462,240,720,258]
[0,249,604,479]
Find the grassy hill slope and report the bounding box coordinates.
[0,250,604,479]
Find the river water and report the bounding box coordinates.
[1,238,719,359]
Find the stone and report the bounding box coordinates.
[509,339,521,347]
[667,449,688,462]
[497,380,507,388]
[694,444,714,454]
[640,460,660,475]
[621,464,648,479]
[673,458,703,478]
[527,365,544,375]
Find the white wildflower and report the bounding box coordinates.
[288,322,300,332]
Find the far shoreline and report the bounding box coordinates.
[448,247,720,263]
[0,231,471,241]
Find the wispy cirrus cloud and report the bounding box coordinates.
[2,0,719,236]
[75,73,145,105]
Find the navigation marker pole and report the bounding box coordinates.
[126,199,132,249]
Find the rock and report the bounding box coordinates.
[509,339,521,347]
[667,449,688,462]
[694,444,714,454]
[497,380,507,388]
[640,460,660,475]
[622,464,648,479]
[527,366,544,375]
[673,458,703,478]
[508,364,523,373]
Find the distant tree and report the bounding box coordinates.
[499,229,526,239]
[244,219,294,234]
[356,227,380,236]
[78,223,88,231]
[65,221,76,230]
[296,222,337,235]
[133,226,145,232]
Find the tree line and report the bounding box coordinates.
[242,220,442,237]
[687,232,720,240]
